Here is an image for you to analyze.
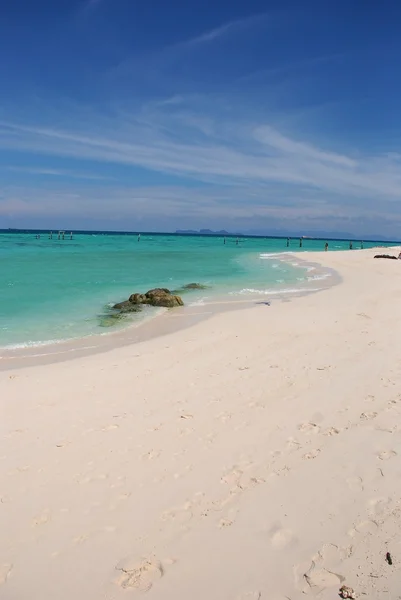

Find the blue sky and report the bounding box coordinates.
[1,0,401,236]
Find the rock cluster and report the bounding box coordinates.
[127,288,184,308]
[113,288,184,311]
[100,284,208,327]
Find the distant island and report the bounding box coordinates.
[176,229,234,235]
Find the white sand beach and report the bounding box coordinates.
[2,247,401,600]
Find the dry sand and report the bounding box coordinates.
[1,247,401,599]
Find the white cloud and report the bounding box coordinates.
[1,108,401,204]
[4,166,110,180]
[1,94,401,236]
[168,12,269,49]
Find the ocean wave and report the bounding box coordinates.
[259,252,290,259]
[230,287,322,296]
[1,338,65,350]
[189,297,207,306]
[307,272,332,282]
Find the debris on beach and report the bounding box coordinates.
[339,585,356,599]
[386,552,393,565]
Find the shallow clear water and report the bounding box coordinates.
[0,232,394,348]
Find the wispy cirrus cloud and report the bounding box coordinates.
[111,11,271,85]
[1,182,400,238]
[179,12,270,48]
[1,105,401,203]
[1,93,401,237]
[4,166,110,180]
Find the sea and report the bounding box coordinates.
[0,231,396,350]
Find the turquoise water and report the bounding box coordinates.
[0,232,395,348]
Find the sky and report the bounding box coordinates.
[1,0,401,237]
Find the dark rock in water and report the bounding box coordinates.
[118,288,184,308]
[99,313,129,327]
[112,288,183,312]
[183,283,209,290]
[113,300,142,313]
[129,293,147,304]
[149,293,183,307]
[172,282,209,294]
[143,288,184,307]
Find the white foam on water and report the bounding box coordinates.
[1,338,66,350]
[307,272,332,282]
[189,297,207,306]
[259,252,290,259]
[230,287,322,296]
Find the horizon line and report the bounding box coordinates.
[1,228,399,244]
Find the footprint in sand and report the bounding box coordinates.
[302,561,345,594]
[298,422,320,435]
[317,543,353,564]
[360,412,377,421]
[269,524,298,548]
[219,518,234,528]
[115,556,173,592]
[303,449,321,460]
[0,564,13,585]
[350,519,378,536]
[273,465,291,477]
[162,492,205,525]
[221,468,243,487]
[376,426,396,433]
[323,427,341,436]
[367,497,392,517]
[378,450,397,461]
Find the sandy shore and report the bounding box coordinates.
[1,247,401,599]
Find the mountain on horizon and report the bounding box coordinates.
[176,228,399,242]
